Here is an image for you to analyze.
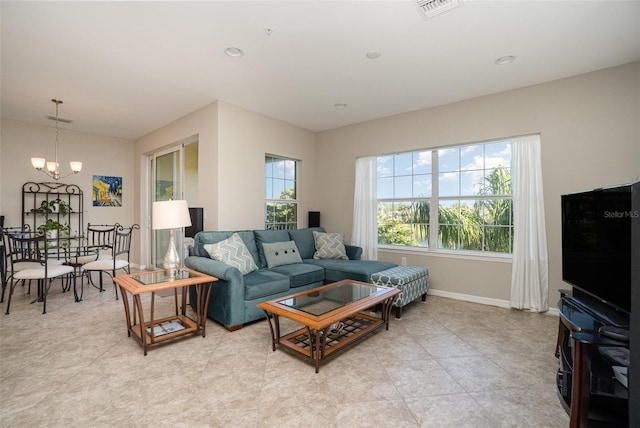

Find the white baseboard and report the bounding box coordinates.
[428,289,559,316]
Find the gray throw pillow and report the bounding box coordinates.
[262,241,303,268]
[204,232,258,275]
[313,231,348,260]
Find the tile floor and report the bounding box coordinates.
[0,277,569,427]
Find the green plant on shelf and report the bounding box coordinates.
[29,199,73,238]
[29,198,73,217]
[37,218,71,236]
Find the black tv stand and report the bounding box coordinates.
[556,290,629,427]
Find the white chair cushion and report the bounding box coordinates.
[82,259,129,271]
[14,265,74,280]
[11,260,65,272]
[71,254,99,265]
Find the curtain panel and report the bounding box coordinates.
[510,134,549,312]
[352,157,378,260]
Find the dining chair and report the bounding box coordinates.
[4,233,74,314]
[82,224,139,300]
[69,223,119,265]
[1,225,36,302]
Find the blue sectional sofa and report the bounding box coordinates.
[185,227,396,330]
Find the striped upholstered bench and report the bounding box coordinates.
[370,265,429,319]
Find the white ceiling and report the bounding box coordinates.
[2,1,640,140]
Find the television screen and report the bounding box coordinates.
[561,184,634,314]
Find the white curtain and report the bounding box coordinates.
[352,156,378,260]
[510,134,549,312]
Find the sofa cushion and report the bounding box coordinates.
[243,269,290,300]
[254,229,291,268]
[204,233,259,275]
[312,231,348,260]
[304,259,397,283]
[288,227,325,259]
[194,230,259,264]
[262,240,303,268]
[270,263,325,288]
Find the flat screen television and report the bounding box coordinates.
[561,182,639,319]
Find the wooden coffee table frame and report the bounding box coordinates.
[114,268,217,355]
[258,280,400,372]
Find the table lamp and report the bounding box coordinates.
[152,200,192,279]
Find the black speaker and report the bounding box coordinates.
[185,207,204,238]
[308,211,320,227]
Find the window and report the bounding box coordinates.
[376,140,513,254]
[264,155,298,230]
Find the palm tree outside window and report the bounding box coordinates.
[376,140,513,254]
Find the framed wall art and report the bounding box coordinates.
[92,175,123,207]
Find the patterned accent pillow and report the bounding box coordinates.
[312,231,348,260]
[262,241,303,268]
[203,233,258,275]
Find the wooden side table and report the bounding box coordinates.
[114,268,217,355]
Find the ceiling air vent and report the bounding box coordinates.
[416,0,463,18]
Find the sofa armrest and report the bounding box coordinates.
[184,255,246,328]
[184,256,242,282]
[345,245,363,260]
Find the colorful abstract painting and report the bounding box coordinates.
[92,175,123,207]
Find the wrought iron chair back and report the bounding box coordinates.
[1,225,34,301]
[86,223,118,251]
[82,224,139,300]
[3,232,74,314]
[73,223,119,264]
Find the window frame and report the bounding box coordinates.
[264,154,299,230]
[376,139,513,256]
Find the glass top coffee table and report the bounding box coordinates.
[257,279,400,372]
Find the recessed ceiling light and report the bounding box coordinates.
[224,47,244,58]
[366,51,382,60]
[495,55,516,65]
[334,103,348,109]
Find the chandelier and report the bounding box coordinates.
[31,99,82,180]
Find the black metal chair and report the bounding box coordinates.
[82,224,139,299]
[66,223,118,267]
[1,225,35,302]
[4,233,74,314]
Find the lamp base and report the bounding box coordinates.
[163,230,180,280]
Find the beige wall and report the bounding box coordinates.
[217,102,318,230]
[0,118,135,232]
[132,100,317,266]
[316,62,640,308]
[133,102,219,267]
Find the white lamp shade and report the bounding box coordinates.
[31,157,46,169]
[152,200,192,230]
[46,161,58,173]
[70,161,83,172]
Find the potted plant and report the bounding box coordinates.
[38,219,71,239]
[30,199,73,217]
[30,199,73,240]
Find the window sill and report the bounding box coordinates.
[377,245,512,263]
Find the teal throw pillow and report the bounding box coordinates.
[262,241,303,268]
[312,231,348,260]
